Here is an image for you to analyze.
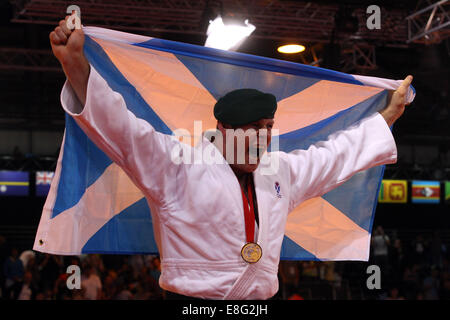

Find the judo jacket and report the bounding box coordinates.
[61,65,397,299]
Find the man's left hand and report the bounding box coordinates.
[380,75,413,127]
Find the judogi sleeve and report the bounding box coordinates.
[286,112,397,211]
[60,64,184,203]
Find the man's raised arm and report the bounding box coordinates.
[286,75,414,211]
[49,16,186,204]
[380,75,413,127]
[50,15,90,107]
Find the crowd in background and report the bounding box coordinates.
[0,244,164,300]
[0,226,449,300]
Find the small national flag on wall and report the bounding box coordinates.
[445,181,450,204]
[0,171,29,196]
[36,171,55,197]
[411,180,440,204]
[378,180,408,203]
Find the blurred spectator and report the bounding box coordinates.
[19,250,35,270]
[117,260,134,286]
[25,256,42,291]
[87,254,105,275]
[115,281,133,300]
[423,267,440,300]
[25,255,37,273]
[68,256,81,268]
[320,261,341,284]
[412,235,427,265]
[54,273,72,300]
[3,247,24,299]
[384,287,405,300]
[17,271,37,300]
[389,239,405,280]
[403,264,420,299]
[43,288,53,300]
[72,290,84,300]
[102,271,118,300]
[371,226,390,274]
[35,292,46,300]
[38,254,63,292]
[0,235,8,298]
[149,256,161,284]
[129,255,145,278]
[279,261,300,299]
[133,282,151,300]
[144,255,155,269]
[81,265,102,300]
[139,265,162,299]
[301,261,319,280]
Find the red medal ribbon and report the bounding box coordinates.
[240,179,256,243]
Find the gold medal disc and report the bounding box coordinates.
[241,242,262,263]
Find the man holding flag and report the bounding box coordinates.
[46,15,413,300]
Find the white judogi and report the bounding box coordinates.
[61,65,397,300]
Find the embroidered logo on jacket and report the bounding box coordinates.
[274,182,282,198]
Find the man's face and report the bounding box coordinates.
[218,118,274,174]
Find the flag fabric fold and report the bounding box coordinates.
[34,26,415,260]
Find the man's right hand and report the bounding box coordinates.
[50,15,90,106]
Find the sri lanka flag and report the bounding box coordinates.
[34,27,415,260]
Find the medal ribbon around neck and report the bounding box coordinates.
[240,178,256,243]
[239,177,263,263]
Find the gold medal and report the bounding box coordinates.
[241,242,262,263]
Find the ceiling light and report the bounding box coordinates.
[277,44,306,54]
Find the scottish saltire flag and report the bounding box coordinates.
[0,170,29,196]
[34,27,415,260]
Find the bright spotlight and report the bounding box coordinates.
[204,16,256,51]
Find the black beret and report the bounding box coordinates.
[213,88,277,127]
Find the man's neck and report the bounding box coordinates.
[231,167,250,190]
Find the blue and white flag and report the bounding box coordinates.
[34,27,415,259]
